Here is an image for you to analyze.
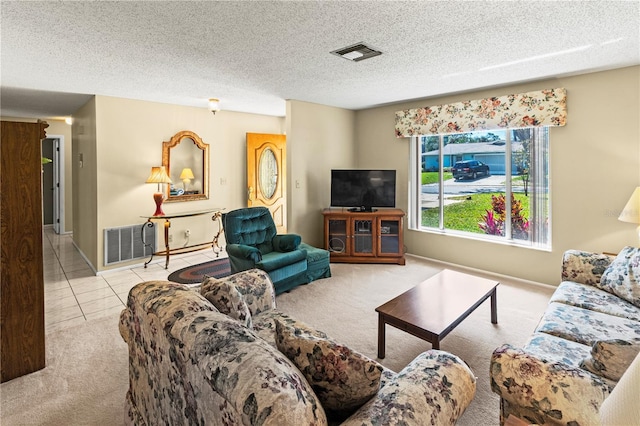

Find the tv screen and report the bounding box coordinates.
[331,169,396,212]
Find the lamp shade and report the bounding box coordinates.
[619,187,640,224]
[145,166,172,184]
[180,168,195,180]
[599,352,640,425]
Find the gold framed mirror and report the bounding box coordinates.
[162,130,209,202]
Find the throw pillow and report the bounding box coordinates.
[580,339,640,381]
[274,318,383,420]
[599,246,640,308]
[201,277,252,329]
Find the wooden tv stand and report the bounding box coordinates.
[322,208,405,265]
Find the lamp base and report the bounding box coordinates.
[152,192,165,216]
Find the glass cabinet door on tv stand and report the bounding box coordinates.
[323,208,405,265]
[352,218,375,257]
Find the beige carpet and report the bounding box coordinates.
[0,255,554,425]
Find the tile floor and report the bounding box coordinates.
[43,227,223,334]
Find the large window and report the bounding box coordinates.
[410,127,550,249]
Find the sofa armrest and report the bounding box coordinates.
[226,243,262,263]
[201,268,276,319]
[119,308,130,343]
[342,350,476,426]
[490,344,612,426]
[272,234,302,252]
[561,250,614,286]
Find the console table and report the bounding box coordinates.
[141,208,224,269]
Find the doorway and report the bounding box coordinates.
[246,133,287,233]
[41,136,64,234]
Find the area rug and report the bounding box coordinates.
[167,257,231,284]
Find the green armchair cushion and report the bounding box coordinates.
[226,244,262,262]
[256,249,307,272]
[223,207,278,254]
[272,234,302,252]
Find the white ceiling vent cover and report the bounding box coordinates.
[331,43,382,62]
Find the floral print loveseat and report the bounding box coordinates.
[119,268,477,425]
[490,248,640,425]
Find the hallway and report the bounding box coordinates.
[42,227,221,334]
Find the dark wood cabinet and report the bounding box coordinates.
[322,208,405,265]
[1,120,48,382]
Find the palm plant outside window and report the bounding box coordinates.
[410,127,550,249]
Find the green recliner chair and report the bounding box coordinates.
[222,207,309,294]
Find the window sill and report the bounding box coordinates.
[408,226,552,252]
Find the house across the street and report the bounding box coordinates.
[422,140,524,175]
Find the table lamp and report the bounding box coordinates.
[180,168,194,191]
[146,166,172,216]
[618,186,640,240]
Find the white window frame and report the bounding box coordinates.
[409,128,551,250]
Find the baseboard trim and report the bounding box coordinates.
[405,253,557,290]
[71,239,98,275]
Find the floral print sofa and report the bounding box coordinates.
[490,248,640,425]
[119,268,477,425]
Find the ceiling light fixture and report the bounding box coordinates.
[331,43,382,62]
[208,98,220,115]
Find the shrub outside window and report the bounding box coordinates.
[410,127,550,249]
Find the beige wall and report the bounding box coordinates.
[86,96,284,271]
[72,98,98,270]
[286,100,356,247]
[9,66,637,283]
[354,65,640,285]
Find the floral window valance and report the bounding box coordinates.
[395,88,566,137]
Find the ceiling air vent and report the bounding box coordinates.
[331,43,382,62]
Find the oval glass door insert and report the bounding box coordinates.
[259,148,278,199]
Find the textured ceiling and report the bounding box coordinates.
[1,1,639,119]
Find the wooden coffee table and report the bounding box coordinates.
[376,269,498,358]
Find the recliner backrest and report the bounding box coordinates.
[222,207,277,254]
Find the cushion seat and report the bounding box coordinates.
[535,302,640,347]
[550,281,640,321]
[523,332,592,368]
[257,249,308,272]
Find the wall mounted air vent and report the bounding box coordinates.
[330,43,382,62]
[104,223,156,265]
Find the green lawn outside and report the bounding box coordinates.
[422,192,530,233]
[422,171,452,184]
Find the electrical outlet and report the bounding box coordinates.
[220,178,227,185]
[168,234,173,243]
[185,229,190,237]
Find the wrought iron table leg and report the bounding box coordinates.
[162,219,171,269]
[211,211,225,257]
[142,220,155,268]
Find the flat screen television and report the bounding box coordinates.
[330,169,396,212]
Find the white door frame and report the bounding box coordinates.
[47,135,65,234]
